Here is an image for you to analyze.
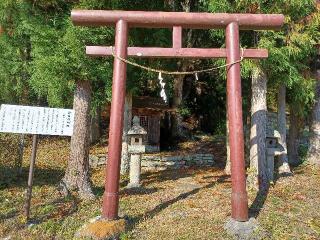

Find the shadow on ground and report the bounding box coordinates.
[141,168,195,185]
[249,161,298,218]
[30,195,79,224]
[125,172,229,232]
[0,166,64,190]
[249,188,269,218]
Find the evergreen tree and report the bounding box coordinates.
[1,0,319,198]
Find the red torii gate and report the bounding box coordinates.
[71,10,284,223]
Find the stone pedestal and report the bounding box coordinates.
[266,148,282,182]
[127,154,142,188]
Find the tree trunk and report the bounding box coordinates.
[90,107,101,144]
[172,74,185,139]
[225,115,231,174]
[277,84,291,174]
[121,92,132,175]
[245,83,252,167]
[248,68,268,191]
[171,0,195,140]
[61,80,94,199]
[307,50,320,165]
[288,105,302,166]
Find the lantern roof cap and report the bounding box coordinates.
[128,116,147,135]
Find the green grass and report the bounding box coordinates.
[0,135,320,239]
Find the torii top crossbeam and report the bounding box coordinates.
[72,11,282,59]
[71,10,284,224]
[72,10,283,30]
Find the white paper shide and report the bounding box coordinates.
[0,105,75,136]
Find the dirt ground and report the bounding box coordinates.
[0,135,320,239]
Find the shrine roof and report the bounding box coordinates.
[133,96,171,111]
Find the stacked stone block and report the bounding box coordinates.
[89,153,215,171]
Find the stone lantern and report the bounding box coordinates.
[266,130,282,182]
[127,116,147,188]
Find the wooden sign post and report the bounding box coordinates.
[24,134,38,220]
[0,104,75,221]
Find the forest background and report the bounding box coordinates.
[0,0,319,195]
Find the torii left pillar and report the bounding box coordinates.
[102,20,128,218]
[71,10,284,223]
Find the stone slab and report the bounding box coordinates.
[224,218,259,240]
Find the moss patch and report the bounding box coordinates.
[76,218,126,240]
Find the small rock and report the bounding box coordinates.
[27,223,35,229]
[89,216,101,223]
[89,155,100,168]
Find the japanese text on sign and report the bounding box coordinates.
[0,105,75,136]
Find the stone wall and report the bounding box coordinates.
[89,153,215,171]
[141,154,215,171]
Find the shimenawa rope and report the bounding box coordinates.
[110,46,244,103]
[111,46,245,75]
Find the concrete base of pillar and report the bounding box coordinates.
[224,217,259,240]
[75,216,126,240]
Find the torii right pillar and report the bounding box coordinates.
[226,22,248,221]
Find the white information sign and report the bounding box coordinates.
[0,104,75,136]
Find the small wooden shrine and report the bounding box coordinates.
[132,96,171,151]
[104,96,172,152]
